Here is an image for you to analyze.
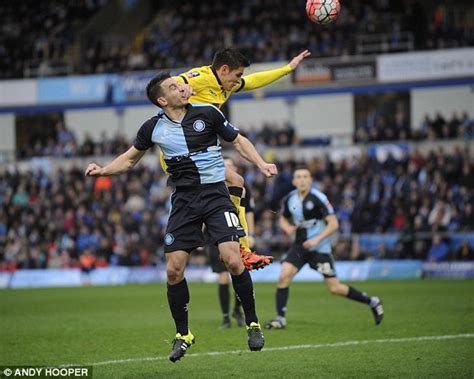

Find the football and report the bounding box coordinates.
[306,0,341,24]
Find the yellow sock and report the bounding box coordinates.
[228,187,250,251]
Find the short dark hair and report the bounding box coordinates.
[146,72,171,107]
[294,166,312,176]
[211,48,250,71]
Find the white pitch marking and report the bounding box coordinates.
[62,333,474,367]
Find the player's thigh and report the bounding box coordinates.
[164,191,205,253]
[282,246,306,271]
[225,166,244,188]
[217,241,242,274]
[308,252,337,278]
[204,185,245,245]
[166,250,189,269]
[279,262,299,284]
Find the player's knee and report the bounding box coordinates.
[166,265,184,284]
[224,256,244,275]
[278,274,291,287]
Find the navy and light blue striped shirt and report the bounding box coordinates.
[282,187,335,253]
[134,103,238,187]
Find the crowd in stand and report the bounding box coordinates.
[16,121,130,160]
[1,0,473,79]
[17,109,474,161]
[244,146,474,261]
[355,110,474,143]
[16,120,297,160]
[0,0,106,79]
[1,165,171,271]
[86,0,474,74]
[418,112,474,140]
[1,142,473,271]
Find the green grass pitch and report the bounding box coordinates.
[1,280,473,378]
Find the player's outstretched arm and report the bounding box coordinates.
[288,50,311,70]
[232,134,277,177]
[85,146,146,177]
[238,50,311,92]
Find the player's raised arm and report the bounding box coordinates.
[231,134,277,177]
[85,146,146,177]
[288,50,311,70]
[236,50,311,92]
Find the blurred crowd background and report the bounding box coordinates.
[1,0,473,78]
[2,141,472,270]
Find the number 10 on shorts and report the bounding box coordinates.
[224,211,240,228]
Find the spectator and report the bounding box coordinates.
[427,235,450,262]
[453,240,474,261]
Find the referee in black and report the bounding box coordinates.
[85,72,277,362]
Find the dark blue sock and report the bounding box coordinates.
[347,286,371,304]
[231,269,258,325]
[276,287,289,317]
[167,278,190,335]
[233,292,242,314]
[218,284,230,318]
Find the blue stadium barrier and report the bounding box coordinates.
[0,272,12,289]
[368,260,423,280]
[358,234,400,256]
[10,269,81,289]
[1,260,427,289]
[423,262,474,279]
[4,260,473,289]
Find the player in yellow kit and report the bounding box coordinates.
[162,48,311,270]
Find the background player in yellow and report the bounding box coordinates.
[165,48,311,269]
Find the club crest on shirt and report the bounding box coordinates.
[193,120,206,132]
[186,71,200,78]
[164,233,175,245]
[305,201,314,210]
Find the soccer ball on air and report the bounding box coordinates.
[306,0,341,24]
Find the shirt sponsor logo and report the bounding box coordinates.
[186,72,200,78]
[193,120,206,132]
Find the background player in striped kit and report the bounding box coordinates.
[265,167,384,329]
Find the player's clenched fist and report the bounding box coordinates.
[259,163,278,177]
[85,163,103,177]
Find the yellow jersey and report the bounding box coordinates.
[160,63,293,172]
[174,64,293,109]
